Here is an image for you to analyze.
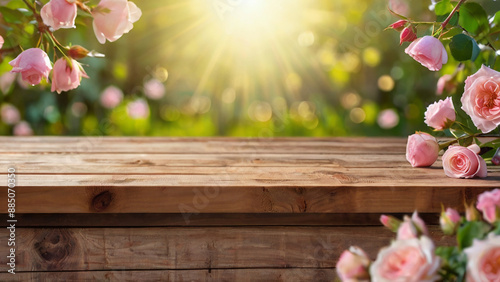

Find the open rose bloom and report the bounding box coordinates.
[465,233,500,282]
[442,144,487,179]
[370,236,441,281]
[476,189,500,223]
[92,0,142,44]
[9,48,52,85]
[461,65,500,133]
[424,97,456,130]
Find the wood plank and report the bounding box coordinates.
[0,226,453,272]
[0,137,407,154]
[0,269,337,282]
[0,182,494,214]
[0,153,413,172]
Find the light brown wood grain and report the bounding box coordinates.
[0,269,337,282]
[0,226,452,272]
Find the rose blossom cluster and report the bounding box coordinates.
[337,189,500,281]
[7,0,142,94]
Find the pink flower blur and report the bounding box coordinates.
[13,121,33,136]
[377,109,399,129]
[144,78,165,100]
[127,99,150,119]
[1,104,20,125]
[100,86,124,109]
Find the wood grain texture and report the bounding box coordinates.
[0,269,337,282]
[0,226,453,272]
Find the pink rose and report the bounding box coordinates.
[397,211,429,240]
[1,104,20,125]
[336,246,371,281]
[0,35,4,49]
[100,85,123,109]
[436,74,455,95]
[424,97,456,130]
[13,121,33,136]
[405,36,448,71]
[461,65,500,133]
[439,207,460,235]
[9,48,52,85]
[476,189,500,223]
[51,58,88,94]
[144,78,165,100]
[370,236,441,281]
[92,0,142,44]
[127,99,149,119]
[406,132,439,167]
[464,233,500,281]
[442,144,487,179]
[41,0,77,30]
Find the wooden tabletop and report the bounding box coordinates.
[0,137,498,280]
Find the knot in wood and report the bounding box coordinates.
[92,190,114,212]
[34,229,75,268]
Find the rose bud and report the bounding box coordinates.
[388,19,407,31]
[41,0,77,30]
[336,246,371,281]
[51,58,88,94]
[461,65,500,133]
[436,74,456,95]
[380,214,401,232]
[476,189,500,223]
[440,207,460,235]
[92,0,142,44]
[399,27,417,45]
[465,201,481,222]
[9,48,52,86]
[405,36,448,71]
[397,211,429,240]
[442,144,487,179]
[406,132,439,167]
[68,45,90,60]
[424,97,456,130]
[492,148,500,166]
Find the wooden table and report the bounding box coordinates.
[0,137,498,281]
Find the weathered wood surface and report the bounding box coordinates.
[0,226,453,272]
[0,137,498,216]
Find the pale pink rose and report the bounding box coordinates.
[100,85,123,109]
[424,97,456,130]
[461,65,500,133]
[9,48,52,85]
[406,132,439,167]
[0,35,4,49]
[436,74,455,95]
[336,246,371,281]
[439,208,460,235]
[127,99,149,119]
[464,233,500,282]
[41,0,77,30]
[144,78,165,100]
[13,121,33,136]
[442,145,488,179]
[1,104,20,125]
[92,0,142,44]
[370,236,441,281]
[377,109,399,129]
[405,36,448,71]
[51,58,88,94]
[476,189,500,223]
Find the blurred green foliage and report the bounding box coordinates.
[0,0,498,137]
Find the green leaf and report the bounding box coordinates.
[457,221,491,250]
[480,138,500,149]
[494,11,500,26]
[435,0,454,16]
[438,12,459,27]
[458,2,489,35]
[458,136,474,147]
[0,7,25,24]
[449,34,480,61]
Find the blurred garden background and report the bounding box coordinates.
[0,0,499,136]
